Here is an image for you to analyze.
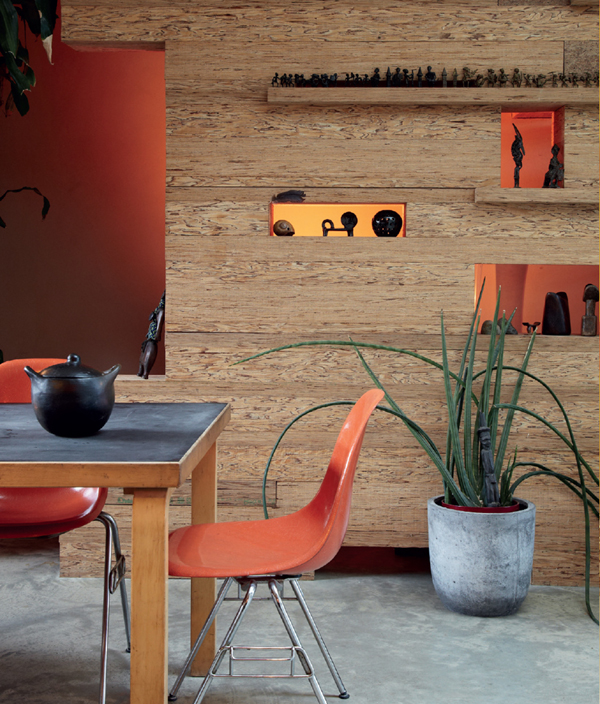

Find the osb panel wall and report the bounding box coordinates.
[60,1,598,586]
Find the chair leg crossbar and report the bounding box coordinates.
[95,512,131,704]
[169,576,349,704]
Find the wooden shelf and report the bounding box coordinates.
[475,187,598,205]
[267,87,598,110]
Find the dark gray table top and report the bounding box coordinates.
[0,403,229,464]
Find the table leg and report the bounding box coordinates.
[130,488,170,704]
[190,441,218,676]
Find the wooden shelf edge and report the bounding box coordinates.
[475,187,599,205]
[267,87,598,109]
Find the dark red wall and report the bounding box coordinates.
[0,18,165,374]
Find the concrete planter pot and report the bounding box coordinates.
[427,496,536,617]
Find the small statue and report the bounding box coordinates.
[294,74,306,87]
[442,67,447,88]
[485,68,497,87]
[511,123,525,188]
[138,291,165,379]
[462,66,473,87]
[583,72,592,87]
[272,190,306,203]
[524,73,533,87]
[425,66,436,87]
[310,73,320,87]
[386,67,392,87]
[328,73,338,86]
[542,144,564,188]
[522,322,540,334]
[570,73,579,87]
[581,284,599,336]
[535,74,547,88]
[371,68,381,86]
[322,211,357,237]
[417,66,423,87]
[320,73,329,87]
[392,67,402,86]
[498,68,508,87]
[409,69,414,86]
[550,72,558,87]
[345,73,351,85]
[363,73,370,85]
[403,68,410,86]
[542,292,571,335]
[474,74,485,87]
[452,68,458,87]
[511,68,522,88]
[271,73,279,87]
[478,412,500,506]
[593,71,599,86]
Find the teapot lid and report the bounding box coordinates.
[39,354,103,379]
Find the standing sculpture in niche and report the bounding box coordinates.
[511,123,525,188]
[581,284,599,336]
[138,290,165,379]
[425,66,436,87]
[542,144,564,188]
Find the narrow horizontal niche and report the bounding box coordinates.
[270,202,406,238]
[501,109,564,189]
[475,264,599,337]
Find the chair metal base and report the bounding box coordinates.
[95,511,131,704]
[169,575,349,704]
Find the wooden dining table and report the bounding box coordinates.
[0,401,231,704]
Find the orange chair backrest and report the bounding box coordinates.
[294,388,384,573]
[0,358,65,403]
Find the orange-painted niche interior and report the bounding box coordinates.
[475,264,599,336]
[270,203,406,237]
[501,110,564,189]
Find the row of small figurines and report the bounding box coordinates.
[271,67,600,88]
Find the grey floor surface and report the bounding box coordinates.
[0,538,598,704]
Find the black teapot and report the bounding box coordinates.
[24,354,121,437]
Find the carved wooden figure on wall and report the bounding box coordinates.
[511,123,525,188]
[137,290,165,379]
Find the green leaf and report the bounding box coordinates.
[9,79,29,114]
[34,0,57,39]
[0,0,19,56]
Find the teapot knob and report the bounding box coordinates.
[67,354,81,365]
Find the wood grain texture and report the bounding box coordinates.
[475,186,599,203]
[61,3,598,45]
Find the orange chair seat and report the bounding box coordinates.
[170,504,333,578]
[0,487,108,538]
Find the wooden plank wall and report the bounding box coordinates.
[60,0,598,586]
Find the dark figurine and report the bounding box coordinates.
[542,144,563,188]
[511,68,522,88]
[442,67,447,88]
[594,71,599,86]
[536,74,547,88]
[425,66,436,87]
[452,68,458,87]
[363,73,370,85]
[403,68,410,86]
[138,291,165,379]
[542,292,571,335]
[511,123,525,188]
[524,73,533,88]
[294,73,306,87]
[273,220,295,236]
[310,73,320,87]
[371,68,381,87]
[462,67,473,87]
[485,68,497,87]
[329,73,338,86]
[498,68,508,88]
[271,73,279,87]
[583,72,592,88]
[371,209,403,237]
[417,66,423,87]
[322,211,357,237]
[550,72,558,88]
[559,73,569,88]
[477,412,500,506]
[320,73,329,87]
[272,190,306,203]
[474,74,485,88]
[392,67,402,86]
[386,67,392,87]
[522,322,540,334]
[570,73,579,87]
[345,73,351,85]
[582,284,599,336]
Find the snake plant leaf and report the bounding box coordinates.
[34,0,57,39]
[0,0,19,56]
[14,0,41,35]
[9,79,29,114]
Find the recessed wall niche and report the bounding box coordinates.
[270,203,406,237]
[501,109,564,189]
[475,264,599,336]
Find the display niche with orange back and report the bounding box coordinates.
[270,203,406,238]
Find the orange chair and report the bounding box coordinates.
[168,388,384,704]
[0,358,130,704]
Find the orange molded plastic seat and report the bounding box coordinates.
[0,358,108,538]
[0,358,130,704]
[169,388,384,578]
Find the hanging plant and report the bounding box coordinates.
[0,0,57,115]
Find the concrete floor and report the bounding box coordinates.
[0,538,598,704]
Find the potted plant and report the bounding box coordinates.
[237,286,598,622]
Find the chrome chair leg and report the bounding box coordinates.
[190,580,258,704]
[96,513,113,704]
[289,578,349,699]
[168,576,235,702]
[268,579,328,704]
[100,511,131,651]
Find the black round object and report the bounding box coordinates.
[371,209,403,237]
[24,355,121,437]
